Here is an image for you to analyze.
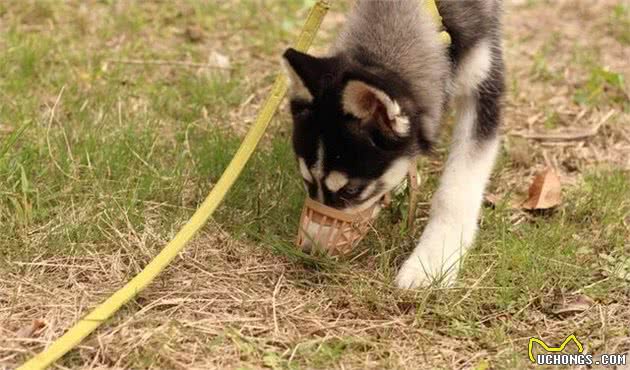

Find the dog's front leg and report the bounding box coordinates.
[396,41,504,288]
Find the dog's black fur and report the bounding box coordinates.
[284,0,505,288]
[286,49,420,208]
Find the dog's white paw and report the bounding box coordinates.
[395,250,459,289]
[395,223,473,289]
[395,256,431,289]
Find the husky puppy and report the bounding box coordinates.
[283,0,504,288]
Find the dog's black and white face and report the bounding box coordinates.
[283,48,428,212]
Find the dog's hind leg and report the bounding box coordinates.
[396,40,504,288]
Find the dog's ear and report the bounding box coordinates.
[282,48,331,102]
[342,80,410,138]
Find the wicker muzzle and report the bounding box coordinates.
[296,198,379,255]
[295,158,420,256]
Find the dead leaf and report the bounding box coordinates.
[16,319,46,338]
[522,168,562,210]
[185,25,204,42]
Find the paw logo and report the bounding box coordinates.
[528,334,584,363]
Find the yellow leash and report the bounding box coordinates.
[18,2,329,369]
[19,1,450,367]
[426,0,451,44]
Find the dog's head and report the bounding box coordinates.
[283,48,428,213]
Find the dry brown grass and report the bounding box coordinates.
[502,0,629,176]
[3,221,629,369]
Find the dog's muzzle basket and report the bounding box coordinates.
[295,159,421,256]
[296,197,379,255]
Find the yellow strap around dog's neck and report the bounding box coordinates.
[425,0,451,44]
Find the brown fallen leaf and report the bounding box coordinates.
[522,168,562,210]
[16,319,46,338]
[185,25,204,42]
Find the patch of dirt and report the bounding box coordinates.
[499,0,630,198]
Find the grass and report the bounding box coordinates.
[1,0,629,369]
[573,67,627,108]
[610,3,630,45]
